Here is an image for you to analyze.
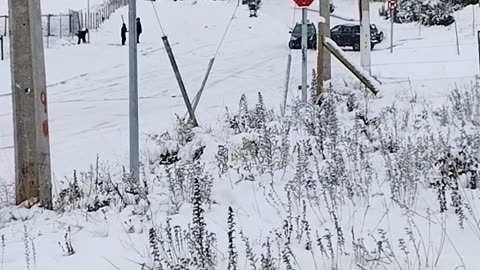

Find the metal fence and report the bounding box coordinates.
[0,0,128,60]
[0,0,128,37]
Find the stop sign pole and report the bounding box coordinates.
[294,0,313,102]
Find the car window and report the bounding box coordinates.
[331,25,342,32]
[292,24,301,36]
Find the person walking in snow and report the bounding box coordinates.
[248,0,258,17]
[121,23,128,45]
[76,28,89,44]
[136,18,142,43]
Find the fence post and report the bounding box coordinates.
[69,14,72,35]
[47,14,51,36]
[59,15,62,38]
[3,16,7,36]
[0,35,3,61]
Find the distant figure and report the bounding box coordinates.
[248,0,258,17]
[136,18,142,43]
[121,23,128,45]
[76,28,88,44]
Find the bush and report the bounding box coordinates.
[380,0,455,26]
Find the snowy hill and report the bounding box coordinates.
[1,0,480,269]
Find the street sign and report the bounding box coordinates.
[294,0,314,7]
[388,0,397,10]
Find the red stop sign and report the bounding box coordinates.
[294,0,314,7]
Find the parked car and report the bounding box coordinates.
[288,23,317,50]
[330,23,384,51]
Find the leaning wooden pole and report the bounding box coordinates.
[324,38,380,95]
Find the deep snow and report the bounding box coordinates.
[0,0,480,269]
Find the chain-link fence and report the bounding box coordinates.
[0,0,128,38]
[0,0,128,60]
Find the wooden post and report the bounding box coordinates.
[324,38,380,95]
[8,0,53,208]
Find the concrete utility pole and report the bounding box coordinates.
[317,0,331,95]
[301,8,308,102]
[360,0,371,74]
[8,0,52,208]
[128,0,139,182]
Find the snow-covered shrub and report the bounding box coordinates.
[55,158,133,212]
[381,0,455,26]
[147,183,217,270]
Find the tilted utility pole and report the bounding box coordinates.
[8,0,52,208]
[317,0,331,96]
[128,0,139,182]
[360,0,371,74]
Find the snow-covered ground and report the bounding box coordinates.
[1,0,480,269]
[2,0,479,180]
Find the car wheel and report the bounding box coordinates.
[371,43,375,50]
[379,32,384,42]
[289,41,294,49]
[353,42,360,51]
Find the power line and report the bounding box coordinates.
[213,4,239,57]
[150,1,166,36]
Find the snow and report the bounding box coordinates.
[0,0,480,269]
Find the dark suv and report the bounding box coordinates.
[288,23,317,50]
[330,24,383,51]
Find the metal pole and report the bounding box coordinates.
[59,15,62,38]
[162,36,198,127]
[478,30,480,74]
[360,0,371,74]
[0,35,3,60]
[87,0,90,43]
[128,0,139,181]
[282,54,292,116]
[301,8,307,103]
[191,57,215,112]
[47,15,51,37]
[418,1,421,37]
[473,5,476,36]
[455,21,460,55]
[390,7,394,53]
[3,16,7,36]
[8,0,52,208]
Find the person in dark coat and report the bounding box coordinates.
[121,23,128,45]
[248,0,258,17]
[136,18,142,43]
[76,28,89,44]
